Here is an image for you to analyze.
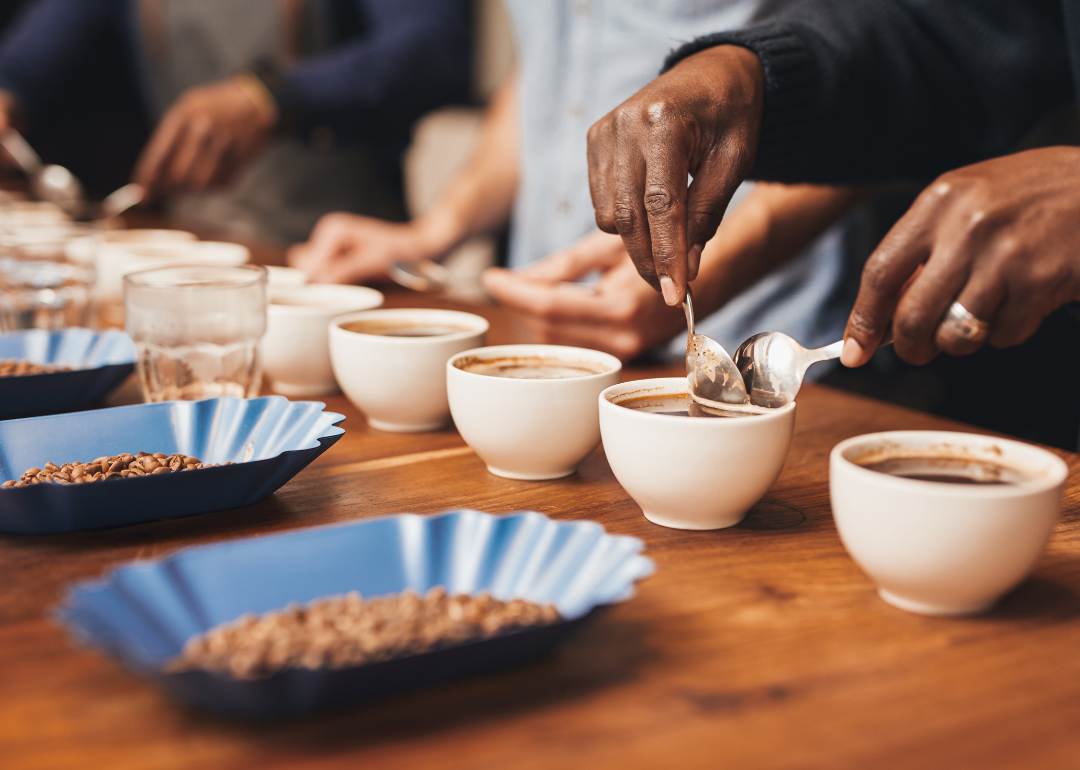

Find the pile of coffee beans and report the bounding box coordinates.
[0,359,72,377]
[166,586,562,679]
[1,452,235,487]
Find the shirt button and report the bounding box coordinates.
[571,2,591,18]
[554,198,572,216]
[565,102,586,120]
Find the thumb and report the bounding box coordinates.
[524,232,626,283]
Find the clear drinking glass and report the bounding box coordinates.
[0,222,99,331]
[124,264,267,402]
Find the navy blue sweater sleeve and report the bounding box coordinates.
[277,0,471,142]
[663,0,1075,184]
[0,0,123,128]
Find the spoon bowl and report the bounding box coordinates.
[734,332,844,408]
[682,288,753,408]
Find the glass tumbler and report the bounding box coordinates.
[124,264,267,402]
[0,222,99,331]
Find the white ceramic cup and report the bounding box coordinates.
[96,240,250,303]
[265,265,308,289]
[447,344,622,480]
[830,431,1068,616]
[262,284,384,396]
[330,308,488,432]
[599,378,796,529]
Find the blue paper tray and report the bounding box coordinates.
[56,509,654,717]
[0,396,344,534]
[0,328,137,418]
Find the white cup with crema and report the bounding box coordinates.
[830,430,1068,616]
[447,344,622,480]
[330,308,488,432]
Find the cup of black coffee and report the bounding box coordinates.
[830,430,1068,615]
[330,308,488,432]
[447,344,622,479]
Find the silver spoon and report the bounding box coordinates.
[683,287,754,408]
[387,259,452,292]
[100,183,146,220]
[0,128,86,218]
[734,330,893,408]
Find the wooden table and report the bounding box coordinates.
[3,259,1080,769]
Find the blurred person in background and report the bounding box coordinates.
[290,1,867,364]
[0,0,471,244]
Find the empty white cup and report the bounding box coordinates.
[447,344,622,480]
[599,378,796,529]
[831,430,1068,616]
[96,240,250,304]
[262,284,384,396]
[330,308,488,432]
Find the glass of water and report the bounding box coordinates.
[124,264,267,402]
[0,222,99,331]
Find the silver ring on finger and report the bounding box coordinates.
[942,301,991,343]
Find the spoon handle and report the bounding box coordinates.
[682,286,695,336]
[812,330,894,364]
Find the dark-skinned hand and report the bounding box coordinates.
[586,45,763,306]
[841,146,1080,367]
[133,74,278,198]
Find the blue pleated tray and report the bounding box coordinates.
[0,396,344,534]
[56,509,655,718]
[0,328,137,418]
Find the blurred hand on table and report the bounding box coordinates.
[481,230,683,361]
[287,213,446,285]
[841,147,1080,367]
[133,74,278,198]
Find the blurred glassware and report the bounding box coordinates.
[0,222,99,331]
[124,264,267,402]
[0,199,71,228]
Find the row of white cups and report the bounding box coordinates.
[280,301,1069,623]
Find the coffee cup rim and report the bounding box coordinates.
[268,284,383,316]
[831,430,1068,497]
[448,344,622,382]
[330,308,489,343]
[599,377,795,422]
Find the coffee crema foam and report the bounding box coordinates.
[854,452,1034,485]
[456,356,610,379]
[615,393,751,418]
[340,320,472,337]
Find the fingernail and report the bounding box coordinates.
[688,244,703,278]
[660,276,679,306]
[840,338,864,367]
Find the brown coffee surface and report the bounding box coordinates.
[856,455,1032,485]
[340,320,471,337]
[617,393,749,418]
[458,355,610,379]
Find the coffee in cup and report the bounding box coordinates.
[339,319,472,338]
[454,355,610,379]
[447,344,622,479]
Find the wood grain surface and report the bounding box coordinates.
[3,234,1080,770]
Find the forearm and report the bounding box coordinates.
[0,0,119,128]
[665,0,1072,183]
[275,0,470,141]
[693,183,862,315]
[412,77,520,258]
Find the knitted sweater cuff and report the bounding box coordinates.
[662,23,819,177]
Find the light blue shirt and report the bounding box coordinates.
[505,0,855,363]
